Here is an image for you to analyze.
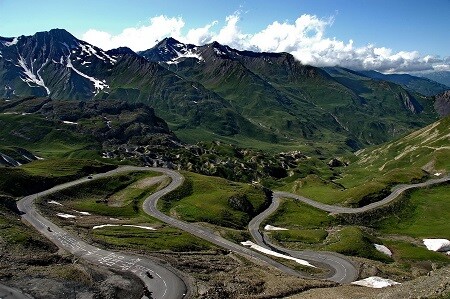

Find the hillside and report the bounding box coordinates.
[355,113,450,176]
[141,38,439,151]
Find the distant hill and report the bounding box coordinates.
[357,70,449,96]
[416,71,450,88]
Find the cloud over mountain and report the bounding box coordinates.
[82,13,449,73]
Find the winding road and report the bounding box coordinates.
[15,166,450,298]
[249,174,450,283]
[248,195,358,283]
[17,166,188,299]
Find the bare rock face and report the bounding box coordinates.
[434,90,450,117]
[399,92,423,113]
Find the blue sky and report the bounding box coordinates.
[1,0,449,72]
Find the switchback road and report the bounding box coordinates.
[249,174,450,283]
[17,166,187,299]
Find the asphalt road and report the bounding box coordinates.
[249,174,450,283]
[142,168,305,277]
[17,166,187,299]
[273,175,450,214]
[248,194,358,283]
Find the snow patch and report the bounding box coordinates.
[57,213,76,219]
[351,276,400,288]
[17,55,50,95]
[0,153,21,166]
[4,37,18,47]
[423,239,450,252]
[166,47,203,64]
[93,224,155,231]
[93,224,118,229]
[66,56,109,93]
[62,120,78,125]
[434,172,442,176]
[241,241,315,268]
[214,47,227,56]
[264,224,288,231]
[374,244,392,256]
[123,225,156,231]
[79,42,116,64]
[74,210,91,216]
[48,200,63,206]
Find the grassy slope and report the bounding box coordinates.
[265,197,448,266]
[39,171,212,252]
[279,115,450,206]
[373,183,450,239]
[0,113,100,159]
[160,172,268,229]
[0,159,116,197]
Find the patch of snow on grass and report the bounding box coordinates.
[93,224,155,231]
[123,225,156,231]
[48,200,63,206]
[93,224,119,229]
[74,210,91,216]
[62,120,78,125]
[434,173,442,176]
[423,239,450,252]
[351,276,400,288]
[241,241,315,268]
[264,225,288,231]
[374,244,392,256]
[57,213,76,219]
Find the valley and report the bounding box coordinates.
[0,27,449,299]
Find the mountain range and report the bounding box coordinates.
[1,29,448,153]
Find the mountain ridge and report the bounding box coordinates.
[0,30,442,153]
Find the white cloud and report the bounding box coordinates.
[83,15,185,51]
[80,13,449,73]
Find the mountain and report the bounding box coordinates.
[416,71,450,88]
[357,70,449,96]
[0,30,267,141]
[0,31,441,153]
[141,38,439,150]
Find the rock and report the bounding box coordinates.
[328,158,346,167]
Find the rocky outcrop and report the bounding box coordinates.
[434,90,450,117]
